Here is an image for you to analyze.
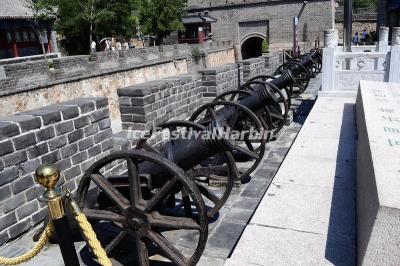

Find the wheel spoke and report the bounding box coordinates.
[148,213,201,230]
[229,107,241,128]
[192,165,228,177]
[82,208,126,223]
[207,107,218,120]
[234,145,259,160]
[90,174,131,211]
[127,158,142,207]
[269,109,284,120]
[244,137,254,151]
[144,177,178,212]
[136,235,150,266]
[197,184,220,204]
[105,231,127,254]
[147,230,187,265]
[137,141,160,154]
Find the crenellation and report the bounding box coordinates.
[0,96,114,244]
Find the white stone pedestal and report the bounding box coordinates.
[356,80,400,265]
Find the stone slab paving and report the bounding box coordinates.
[0,75,322,265]
[225,95,357,266]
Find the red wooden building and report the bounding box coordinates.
[179,11,217,44]
[0,0,57,60]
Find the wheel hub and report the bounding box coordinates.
[129,217,143,231]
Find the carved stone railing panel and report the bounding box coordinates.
[335,53,388,72]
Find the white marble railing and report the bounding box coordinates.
[335,52,388,72]
[322,27,400,93]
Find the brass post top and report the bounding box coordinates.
[35,164,66,201]
[35,164,60,190]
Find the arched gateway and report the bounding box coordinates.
[240,33,267,60]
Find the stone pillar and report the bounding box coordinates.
[322,30,336,91]
[389,27,400,83]
[392,27,400,46]
[324,29,338,48]
[11,27,19,58]
[198,27,205,44]
[50,29,59,54]
[234,45,242,61]
[378,27,389,52]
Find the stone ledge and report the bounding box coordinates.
[356,80,400,265]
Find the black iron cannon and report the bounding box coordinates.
[76,50,322,266]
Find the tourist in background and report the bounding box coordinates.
[361,29,367,44]
[116,40,122,50]
[91,40,97,53]
[123,40,129,50]
[353,32,359,45]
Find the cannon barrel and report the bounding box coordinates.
[77,49,323,265]
[130,50,321,187]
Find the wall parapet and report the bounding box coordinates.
[118,74,204,132]
[0,97,114,245]
[0,42,233,98]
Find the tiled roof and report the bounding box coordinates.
[182,13,217,24]
[0,0,34,19]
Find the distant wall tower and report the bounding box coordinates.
[185,0,333,55]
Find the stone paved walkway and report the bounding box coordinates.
[225,92,356,265]
[0,75,322,266]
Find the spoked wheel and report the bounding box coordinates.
[189,101,267,180]
[264,82,290,134]
[307,57,320,78]
[243,77,292,109]
[310,49,323,75]
[213,89,275,139]
[299,55,318,78]
[240,80,289,135]
[213,89,273,139]
[213,89,252,103]
[135,120,236,219]
[77,150,208,266]
[245,74,276,83]
[275,61,311,97]
[313,57,322,75]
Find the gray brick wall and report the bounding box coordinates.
[0,42,233,98]
[117,53,282,136]
[199,64,241,102]
[186,0,333,50]
[118,74,204,133]
[0,97,114,245]
[238,57,265,82]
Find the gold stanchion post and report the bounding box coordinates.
[35,164,80,266]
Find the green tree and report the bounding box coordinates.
[354,0,377,8]
[337,0,377,8]
[139,0,184,45]
[25,0,57,60]
[54,0,138,54]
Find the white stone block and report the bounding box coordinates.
[356,80,400,265]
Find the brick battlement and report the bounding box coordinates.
[0,41,233,98]
[0,97,114,244]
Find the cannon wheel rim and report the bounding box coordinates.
[241,80,289,134]
[212,89,272,138]
[245,75,277,84]
[77,150,208,266]
[135,120,236,219]
[243,78,292,110]
[251,80,289,134]
[274,61,311,97]
[213,89,252,103]
[189,101,267,180]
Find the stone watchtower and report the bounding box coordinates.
[185,0,333,58]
